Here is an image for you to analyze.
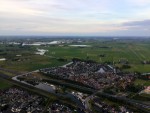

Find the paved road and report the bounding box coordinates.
[1,67,149,113]
[97,92,150,112]
[11,70,87,112]
[84,90,103,113]
[84,89,150,113]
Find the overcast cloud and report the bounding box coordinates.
[0,0,150,36]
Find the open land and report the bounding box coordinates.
[0,38,150,73]
[0,37,150,113]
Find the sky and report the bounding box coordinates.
[0,0,150,36]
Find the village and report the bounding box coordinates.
[0,0,150,112]
[0,88,74,113]
[0,38,150,113]
[92,97,133,113]
[40,60,135,90]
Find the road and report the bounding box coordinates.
[1,67,150,113]
[84,90,103,113]
[84,89,150,113]
[11,70,87,112]
[97,92,150,113]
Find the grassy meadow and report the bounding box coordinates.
[0,78,13,89]
[0,39,150,73]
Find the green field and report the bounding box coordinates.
[134,79,150,86]
[43,40,150,72]
[1,39,150,73]
[0,44,68,72]
[0,78,12,89]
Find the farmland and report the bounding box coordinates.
[0,38,150,113]
[0,38,150,73]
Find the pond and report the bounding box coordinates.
[35,83,56,93]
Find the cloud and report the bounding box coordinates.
[123,20,150,27]
[119,19,150,36]
[0,0,150,36]
[128,0,150,6]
